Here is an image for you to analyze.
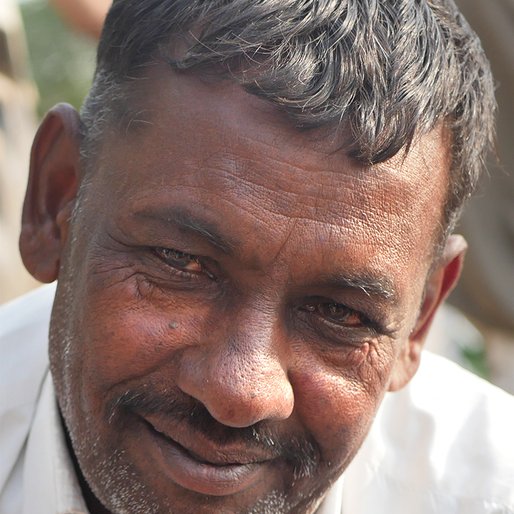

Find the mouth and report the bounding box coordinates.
[140,416,273,497]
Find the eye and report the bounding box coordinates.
[152,248,204,275]
[301,301,366,328]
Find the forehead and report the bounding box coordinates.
[89,66,449,284]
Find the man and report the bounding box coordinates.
[1,1,513,513]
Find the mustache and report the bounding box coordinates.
[108,386,319,479]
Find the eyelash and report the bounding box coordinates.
[299,300,381,336]
[151,247,212,279]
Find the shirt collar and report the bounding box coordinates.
[22,372,88,514]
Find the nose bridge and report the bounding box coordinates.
[177,304,294,428]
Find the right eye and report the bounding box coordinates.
[301,301,367,329]
[152,248,206,277]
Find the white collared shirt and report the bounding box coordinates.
[1,285,513,513]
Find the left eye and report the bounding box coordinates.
[153,248,204,274]
[301,301,365,328]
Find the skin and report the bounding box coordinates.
[20,68,466,514]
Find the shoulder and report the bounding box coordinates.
[0,285,58,509]
[343,351,514,513]
[405,351,514,464]
[0,285,55,498]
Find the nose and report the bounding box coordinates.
[176,312,294,428]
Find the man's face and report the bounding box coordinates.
[47,70,450,513]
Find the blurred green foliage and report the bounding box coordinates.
[20,1,97,118]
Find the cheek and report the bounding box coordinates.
[73,274,209,397]
[290,345,394,463]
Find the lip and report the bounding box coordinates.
[140,416,273,496]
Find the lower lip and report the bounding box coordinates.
[142,421,267,497]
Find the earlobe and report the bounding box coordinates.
[19,103,82,283]
[388,235,468,391]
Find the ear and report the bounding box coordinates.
[388,235,467,391]
[19,103,81,283]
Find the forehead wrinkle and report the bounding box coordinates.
[199,141,436,226]
[198,154,372,228]
[132,205,236,254]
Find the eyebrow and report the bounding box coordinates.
[319,272,398,303]
[133,206,235,254]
